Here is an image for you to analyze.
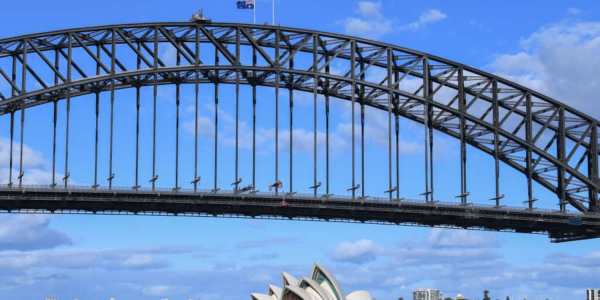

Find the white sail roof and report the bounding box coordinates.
[346,291,373,300]
[250,264,373,300]
[311,264,343,300]
[251,293,277,300]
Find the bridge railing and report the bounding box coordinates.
[0,183,587,217]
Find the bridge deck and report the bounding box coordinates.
[1,186,599,242]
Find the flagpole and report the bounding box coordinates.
[253,1,256,24]
[272,0,275,25]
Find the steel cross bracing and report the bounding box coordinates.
[0,22,599,241]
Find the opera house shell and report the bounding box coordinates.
[251,264,373,300]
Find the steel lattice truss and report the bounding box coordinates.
[0,22,599,241]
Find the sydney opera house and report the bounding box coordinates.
[251,264,373,300]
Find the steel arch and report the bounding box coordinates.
[0,21,598,216]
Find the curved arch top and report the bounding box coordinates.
[0,21,598,213]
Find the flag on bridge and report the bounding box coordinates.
[237,0,255,9]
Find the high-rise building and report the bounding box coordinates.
[413,288,442,300]
[587,289,600,300]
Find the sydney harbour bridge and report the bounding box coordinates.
[0,20,599,242]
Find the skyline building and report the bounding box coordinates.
[413,288,442,300]
[587,289,600,300]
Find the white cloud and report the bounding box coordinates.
[336,120,420,155]
[183,104,349,154]
[0,168,54,185]
[404,9,447,30]
[490,21,600,116]
[0,138,45,169]
[357,1,382,18]
[428,228,496,248]
[0,215,71,251]
[122,254,161,269]
[341,3,447,38]
[182,115,215,138]
[323,230,600,299]
[0,247,178,271]
[0,262,297,300]
[331,230,498,268]
[0,138,55,185]
[142,284,181,297]
[331,239,382,264]
[382,275,406,287]
[160,47,178,67]
[183,102,426,158]
[0,225,597,300]
[342,1,392,38]
[235,237,297,249]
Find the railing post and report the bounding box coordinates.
[288,37,294,195]
[108,29,116,189]
[274,28,280,194]
[213,43,220,193]
[193,24,201,192]
[8,55,16,187]
[251,30,258,192]
[557,107,566,212]
[151,26,159,191]
[492,79,501,208]
[52,49,59,188]
[422,57,433,202]
[63,33,72,188]
[234,26,241,192]
[312,33,318,198]
[589,122,598,211]
[394,69,400,201]
[387,48,393,200]
[18,40,27,188]
[525,93,534,207]
[350,40,356,199]
[458,67,468,205]
[360,48,366,199]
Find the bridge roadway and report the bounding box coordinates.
[1,186,599,242]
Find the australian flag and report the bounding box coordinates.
[237,0,255,9]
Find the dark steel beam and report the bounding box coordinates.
[1,187,599,243]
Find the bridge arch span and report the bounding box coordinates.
[0,22,600,242]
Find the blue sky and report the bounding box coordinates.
[1,1,600,299]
